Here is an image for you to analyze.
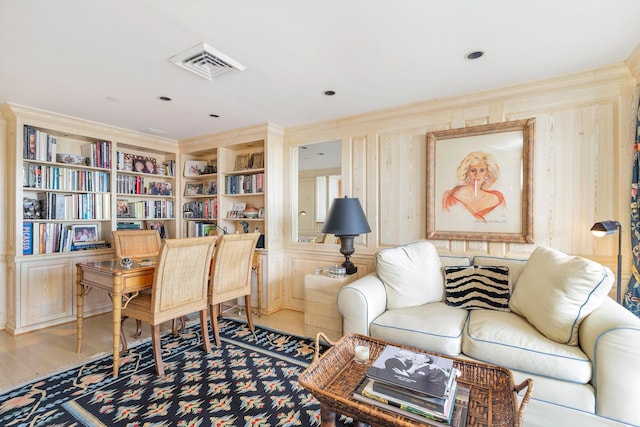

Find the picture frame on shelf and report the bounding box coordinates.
[146,220,167,239]
[149,182,173,196]
[72,224,99,243]
[249,152,264,169]
[205,180,217,195]
[116,199,130,218]
[185,182,204,196]
[133,155,158,174]
[235,154,249,171]
[184,160,208,177]
[258,207,265,218]
[426,118,534,243]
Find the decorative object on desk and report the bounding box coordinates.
[321,196,371,275]
[120,257,133,269]
[591,220,622,304]
[184,160,208,177]
[56,153,85,165]
[243,207,259,218]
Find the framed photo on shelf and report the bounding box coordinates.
[249,152,264,169]
[185,182,204,196]
[184,160,208,177]
[205,180,217,195]
[426,118,534,243]
[133,155,158,174]
[116,199,130,218]
[149,182,173,196]
[72,224,99,243]
[258,207,265,218]
[146,220,167,239]
[235,154,249,171]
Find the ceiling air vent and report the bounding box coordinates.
[170,42,246,81]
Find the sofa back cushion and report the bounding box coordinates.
[472,255,527,291]
[509,246,614,345]
[376,241,444,309]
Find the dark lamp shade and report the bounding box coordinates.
[590,220,620,237]
[321,197,371,236]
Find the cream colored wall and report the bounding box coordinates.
[283,63,639,310]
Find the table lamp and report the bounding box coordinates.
[321,197,371,275]
[590,220,622,304]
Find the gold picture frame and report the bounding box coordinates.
[426,119,534,243]
[235,154,249,171]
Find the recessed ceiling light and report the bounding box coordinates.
[105,96,119,102]
[324,90,336,96]
[300,146,308,149]
[210,114,219,118]
[465,51,484,60]
[159,96,172,101]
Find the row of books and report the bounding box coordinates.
[23,126,57,162]
[117,199,174,220]
[81,140,112,169]
[22,222,110,255]
[183,199,218,220]
[186,221,221,237]
[23,163,110,192]
[224,173,264,195]
[354,345,469,426]
[23,193,111,220]
[116,175,173,196]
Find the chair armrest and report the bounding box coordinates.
[579,297,640,425]
[337,272,387,336]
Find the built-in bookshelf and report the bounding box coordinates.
[2,103,179,334]
[115,145,176,238]
[182,153,219,237]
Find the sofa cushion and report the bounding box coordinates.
[463,309,593,383]
[376,241,444,309]
[509,246,614,346]
[370,301,467,356]
[444,265,510,311]
[472,255,528,291]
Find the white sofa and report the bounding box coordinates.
[337,241,640,426]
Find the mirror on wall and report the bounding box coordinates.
[296,140,341,243]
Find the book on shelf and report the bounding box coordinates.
[354,378,469,427]
[366,345,456,399]
[117,222,141,230]
[22,222,33,255]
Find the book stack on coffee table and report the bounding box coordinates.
[353,345,469,426]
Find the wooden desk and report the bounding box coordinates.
[76,250,263,377]
[76,259,156,377]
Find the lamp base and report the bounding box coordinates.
[343,261,357,275]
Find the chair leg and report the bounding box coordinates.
[135,320,142,338]
[244,295,255,332]
[210,303,221,347]
[151,324,164,376]
[200,309,212,353]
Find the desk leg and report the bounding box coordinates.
[76,265,84,353]
[112,276,123,377]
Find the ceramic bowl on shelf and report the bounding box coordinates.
[243,207,259,219]
[56,153,86,165]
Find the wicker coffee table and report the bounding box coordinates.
[299,333,533,427]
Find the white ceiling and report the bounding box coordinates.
[1,1,640,141]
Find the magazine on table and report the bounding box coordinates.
[353,377,470,427]
[365,345,456,398]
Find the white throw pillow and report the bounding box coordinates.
[376,241,444,309]
[509,246,614,345]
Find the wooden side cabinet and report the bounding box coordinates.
[304,273,361,341]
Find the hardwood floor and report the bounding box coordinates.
[0,309,305,392]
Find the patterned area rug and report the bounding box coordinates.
[0,319,356,426]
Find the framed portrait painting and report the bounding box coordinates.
[426,119,534,243]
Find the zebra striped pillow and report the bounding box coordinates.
[444,265,511,312]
